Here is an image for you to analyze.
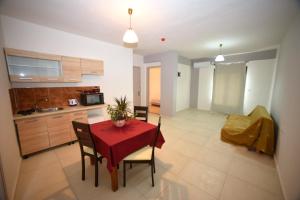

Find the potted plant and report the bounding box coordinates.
[107,96,133,127]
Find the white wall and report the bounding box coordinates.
[149,67,161,103]
[176,63,191,111]
[271,14,300,200]
[197,66,214,110]
[243,59,276,114]
[1,15,133,105]
[0,17,21,200]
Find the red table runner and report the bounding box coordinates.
[90,119,165,172]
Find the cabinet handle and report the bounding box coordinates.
[25,119,38,123]
[47,78,58,81]
[69,79,77,81]
[19,77,33,80]
[52,115,63,119]
[73,117,84,121]
[73,112,85,116]
[90,71,98,74]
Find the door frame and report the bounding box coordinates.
[146,66,161,108]
[133,66,141,106]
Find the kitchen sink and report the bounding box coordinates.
[36,107,64,113]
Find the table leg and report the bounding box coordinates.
[111,167,118,192]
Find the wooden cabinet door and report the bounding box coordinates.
[16,117,49,155]
[81,58,104,75]
[47,114,71,147]
[61,56,82,82]
[69,111,88,141]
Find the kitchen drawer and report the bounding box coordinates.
[47,114,70,128]
[16,117,47,134]
[19,132,50,155]
[48,128,71,147]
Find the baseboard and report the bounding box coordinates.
[11,157,21,200]
[274,155,288,200]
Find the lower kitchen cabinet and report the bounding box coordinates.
[15,110,88,157]
[15,117,49,155]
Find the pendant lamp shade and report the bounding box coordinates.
[123,28,138,43]
[215,43,225,62]
[215,54,225,62]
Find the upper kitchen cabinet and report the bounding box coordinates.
[81,58,104,75]
[5,48,62,82]
[61,56,81,82]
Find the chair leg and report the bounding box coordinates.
[130,163,132,169]
[95,159,98,187]
[153,158,156,173]
[123,162,126,187]
[81,155,85,181]
[151,163,154,187]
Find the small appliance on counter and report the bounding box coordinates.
[80,90,104,106]
[68,99,78,106]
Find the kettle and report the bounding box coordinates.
[68,99,78,106]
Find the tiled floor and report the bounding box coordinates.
[14,109,284,200]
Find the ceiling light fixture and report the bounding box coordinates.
[123,8,138,44]
[215,43,225,62]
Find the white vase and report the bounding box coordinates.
[113,119,126,127]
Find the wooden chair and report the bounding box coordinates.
[134,106,149,122]
[123,116,161,187]
[72,121,103,187]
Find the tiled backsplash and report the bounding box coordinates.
[9,86,99,114]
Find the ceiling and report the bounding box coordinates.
[0,0,299,59]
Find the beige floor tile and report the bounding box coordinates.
[194,148,234,173]
[155,148,192,175]
[170,140,203,158]
[20,150,58,173]
[149,179,216,200]
[15,162,69,200]
[228,158,282,194]
[178,160,226,198]
[220,176,284,200]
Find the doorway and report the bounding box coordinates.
[133,66,141,106]
[147,66,161,114]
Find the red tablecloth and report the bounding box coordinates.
[90,119,165,172]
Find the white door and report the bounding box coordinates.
[133,66,141,106]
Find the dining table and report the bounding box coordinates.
[90,119,165,191]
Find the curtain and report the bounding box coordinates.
[211,62,246,114]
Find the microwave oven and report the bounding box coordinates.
[80,93,104,106]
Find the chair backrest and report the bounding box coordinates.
[134,106,148,122]
[151,116,161,159]
[72,121,97,156]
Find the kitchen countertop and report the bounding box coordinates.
[13,104,107,120]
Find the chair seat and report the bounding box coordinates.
[124,146,152,161]
[83,146,102,157]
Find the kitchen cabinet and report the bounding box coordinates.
[81,58,104,75]
[61,56,82,82]
[47,114,71,147]
[6,53,62,83]
[5,48,105,83]
[15,117,49,155]
[15,110,88,157]
[69,111,88,140]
